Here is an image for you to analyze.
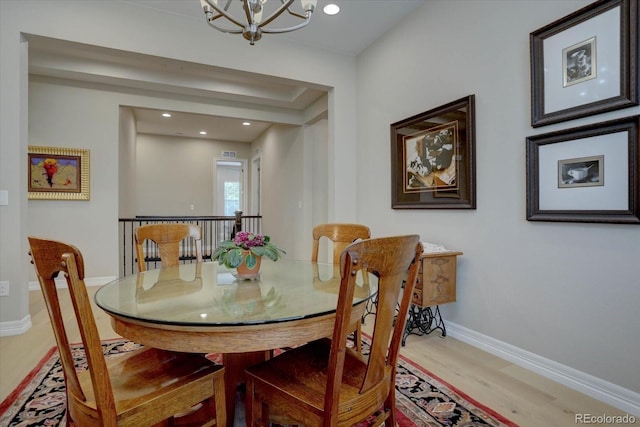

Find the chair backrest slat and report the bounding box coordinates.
[312,223,371,264]
[135,223,203,272]
[28,237,117,422]
[324,235,422,422]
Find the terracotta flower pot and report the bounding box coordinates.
[235,250,262,280]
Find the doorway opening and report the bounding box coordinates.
[214,159,247,216]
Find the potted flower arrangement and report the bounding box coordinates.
[212,231,285,279]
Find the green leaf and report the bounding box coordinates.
[224,248,243,268]
[250,246,266,257]
[212,238,285,267]
[244,253,258,269]
[212,247,227,262]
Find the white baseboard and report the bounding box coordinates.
[446,322,640,417]
[0,314,32,337]
[27,276,116,291]
[0,276,116,336]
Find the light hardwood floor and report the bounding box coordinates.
[0,288,630,427]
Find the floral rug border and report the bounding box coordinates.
[1,337,518,427]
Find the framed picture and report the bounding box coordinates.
[28,146,90,200]
[391,95,476,209]
[526,116,639,224]
[557,155,604,188]
[530,0,639,127]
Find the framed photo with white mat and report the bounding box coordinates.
[530,0,639,127]
[526,116,639,224]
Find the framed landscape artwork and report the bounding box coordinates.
[28,146,90,200]
[526,116,639,224]
[391,95,476,209]
[530,0,638,127]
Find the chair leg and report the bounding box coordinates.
[246,378,269,427]
[355,323,363,353]
[245,378,254,427]
[213,375,227,427]
[260,402,270,427]
[384,388,397,427]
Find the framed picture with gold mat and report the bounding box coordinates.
[28,146,90,201]
[391,95,476,209]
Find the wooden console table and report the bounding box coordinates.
[402,250,462,345]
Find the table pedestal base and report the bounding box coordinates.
[223,351,269,427]
[402,304,446,346]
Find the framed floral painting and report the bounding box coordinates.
[28,146,90,200]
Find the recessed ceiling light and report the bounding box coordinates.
[161,112,172,118]
[242,122,251,126]
[199,131,207,135]
[323,4,340,15]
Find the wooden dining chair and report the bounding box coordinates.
[312,223,370,352]
[28,236,226,427]
[311,223,371,265]
[135,223,203,272]
[245,235,422,427]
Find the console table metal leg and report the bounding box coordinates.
[402,304,446,346]
[362,293,377,324]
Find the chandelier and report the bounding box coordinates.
[200,0,318,46]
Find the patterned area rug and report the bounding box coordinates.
[0,339,517,426]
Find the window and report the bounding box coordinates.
[223,181,240,215]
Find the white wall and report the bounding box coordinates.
[356,0,640,409]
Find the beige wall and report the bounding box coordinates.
[119,107,137,218]
[135,134,253,217]
[356,0,640,405]
[252,124,307,259]
[27,77,121,278]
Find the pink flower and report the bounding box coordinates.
[233,232,267,249]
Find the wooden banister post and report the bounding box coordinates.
[233,211,243,238]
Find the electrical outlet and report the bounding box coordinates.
[0,281,9,297]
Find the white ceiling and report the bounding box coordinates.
[29,0,426,142]
[125,0,426,56]
[133,108,275,142]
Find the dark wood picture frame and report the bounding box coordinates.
[530,0,638,127]
[391,95,476,209]
[526,116,639,224]
[28,146,90,201]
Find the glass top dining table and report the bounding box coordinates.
[94,259,376,427]
[95,259,375,329]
